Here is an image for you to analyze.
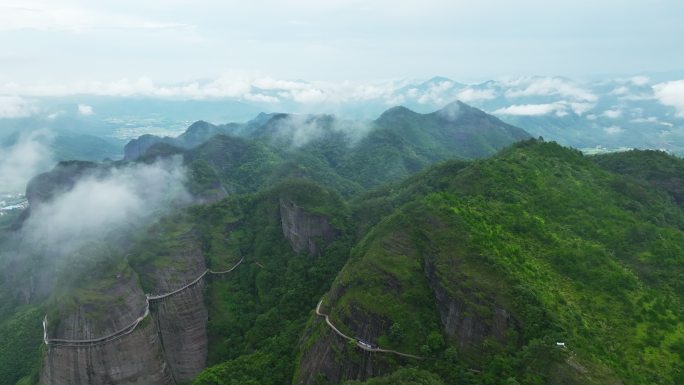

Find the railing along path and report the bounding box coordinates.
[44,257,243,347]
[315,300,424,360]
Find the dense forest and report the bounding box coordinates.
[1,104,683,385]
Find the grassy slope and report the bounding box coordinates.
[300,140,684,384]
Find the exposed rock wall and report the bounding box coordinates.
[294,287,397,385]
[150,249,208,384]
[40,242,209,385]
[41,322,174,385]
[279,198,336,256]
[154,284,208,384]
[424,260,516,350]
[40,273,174,385]
[295,324,394,385]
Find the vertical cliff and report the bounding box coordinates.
[424,259,517,351]
[40,231,210,385]
[279,198,337,257]
[295,298,399,385]
[40,270,174,385]
[146,243,209,384]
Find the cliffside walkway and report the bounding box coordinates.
[43,257,244,348]
[315,300,424,360]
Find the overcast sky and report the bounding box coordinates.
[1,0,683,87]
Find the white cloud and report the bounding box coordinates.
[252,77,309,91]
[289,88,327,103]
[610,86,630,96]
[631,76,650,86]
[493,102,568,116]
[602,109,622,119]
[0,130,54,194]
[604,125,623,135]
[24,157,190,254]
[569,102,593,116]
[347,82,398,101]
[0,0,193,32]
[631,117,674,127]
[653,80,684,117]
[504,77,597,102]
[0,96,38,118]
[46,111,65,120]
[456,87,496,103]
[244,93,279,103]
[416,80,456,105]
[77,104,94,115]
[266,114,372,147]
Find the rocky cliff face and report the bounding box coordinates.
[41,322,174,385]
[279,199,337,256]
[294,251,519,385]
[424,260,517,351]
[40,238,209,385]
[40,272,174,385]
[295,303,398,385]
[147,243,208,384]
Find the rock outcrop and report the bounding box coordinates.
[147,243,209,384]
[279,198,337,257]
[424,260,517,351]
[41,322,174,385]
[40,271,174,385]
[294,304,397,385]
[40,237,210,385]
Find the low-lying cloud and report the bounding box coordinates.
[77,104,94,116]
[602,109,622,119]
[503,77,598,102]
[493,100,594,117]
[494,102,568,116]
[269,114,372,147]
[653,80,684,117]
[0,95,38,118]
[22,156,190,255]
[0,130,54,194]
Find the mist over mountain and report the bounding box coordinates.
[2,1,683,383]
[1,81,684,385]
[3,74,684,169]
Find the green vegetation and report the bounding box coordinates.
[5,102,684,385]
[593,149,684,205]
[298,140,684,385]
[175,103,530,198]
[192,180,353,385]
[0,306,43,385]
[343,368,445,385]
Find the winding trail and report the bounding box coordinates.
[44,257,244,348]
[315,300,424,360]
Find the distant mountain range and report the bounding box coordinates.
[2,93,684,384]
[1,75,684,166]
[123,101,531,194]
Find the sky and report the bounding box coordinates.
[1,0,683,90]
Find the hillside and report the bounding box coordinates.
[2,115,683,385]
[292,140,684,385]
[592,149,684,205]
[128,102,531,192]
